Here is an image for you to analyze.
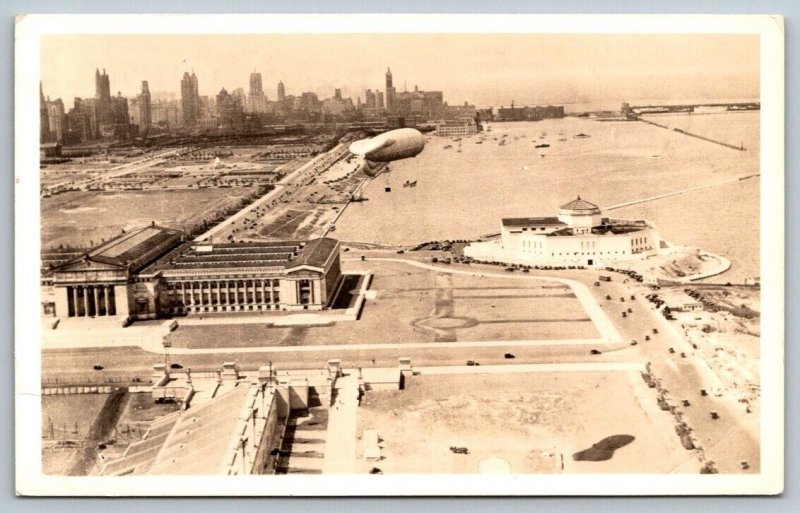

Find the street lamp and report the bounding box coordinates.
[162,338,171,368]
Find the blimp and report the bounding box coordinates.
[348,127,426,176]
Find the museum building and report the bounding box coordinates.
[464,196,662,267]
[49,224,343,321]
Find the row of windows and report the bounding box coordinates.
[169,292,280,306]
[165,279,280,291]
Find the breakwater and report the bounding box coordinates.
[638,118,746,151]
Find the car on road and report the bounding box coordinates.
[590,349,602,355]
[93,365,104,371]
[170,363,183,369]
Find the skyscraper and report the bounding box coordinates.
[45,97,65,142]
[385,67,396,113]
[95,68,111,101]
[94,68,113,130]
[181,71,200,126]
[376,90,384,109]
[334,88,342,100]
[365,89,376,109]
[249,72,266,113]
[40,82,51,143]
[138,80,152,133]
[277,81,286,102]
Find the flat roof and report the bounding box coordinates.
[56,225,184,272]
[145,237,339,274]
[502,216,565,228]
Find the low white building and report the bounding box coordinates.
[465,196,662,267]
[434,119,478,136]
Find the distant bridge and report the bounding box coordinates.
[627,102,760,113]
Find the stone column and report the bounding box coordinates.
[83,285,89,317]
[72,287,81,317]
[93,287,100,316]
[260,279,266,306]
[103,286,110,316]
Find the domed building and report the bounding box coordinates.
[556,196,602,234]
[465,196,662,267]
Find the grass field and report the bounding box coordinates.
[167,261,598,349]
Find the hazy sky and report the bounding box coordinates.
[41,33,760,109]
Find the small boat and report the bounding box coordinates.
[443,145,453,149]
[558,138,567,142]
[476,141,483,144]
[574,133,591,138]
[535,143,550,148]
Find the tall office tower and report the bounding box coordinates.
[334,88,342,100]
[181,71,200,126]
[94,68,113,129]
[40,82,52,143]
[249,72,266,112]
[95,68,111,101]
[385,67,396,112]
[376,90,384,109]
[138,81,152,133]
[277,81,286,102]
[46,98,66,142]
[364,89,375,109]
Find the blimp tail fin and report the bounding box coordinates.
[357,157,383,177]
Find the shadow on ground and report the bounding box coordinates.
[572,434,635,462]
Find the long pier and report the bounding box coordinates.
[637,118,746,151]
[603,174,759,212]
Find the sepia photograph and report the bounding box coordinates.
[14,13,784,496]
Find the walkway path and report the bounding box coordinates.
[322,374,359,473]
[412,361,645,375]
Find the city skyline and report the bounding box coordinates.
[41,33,760,110]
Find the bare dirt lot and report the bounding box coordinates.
[41,394,109,475]
[356,371,692,474]
[41,188,252,249]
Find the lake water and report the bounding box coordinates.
[335,112,760,283]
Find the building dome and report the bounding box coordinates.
[559,196,601,216]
